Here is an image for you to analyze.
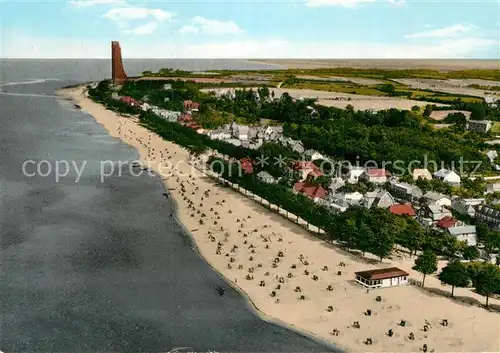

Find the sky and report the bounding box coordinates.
[0,0,499,58]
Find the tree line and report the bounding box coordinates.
[209,157,472,261]
[414,250,500,307]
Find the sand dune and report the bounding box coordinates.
[59,86,500,352]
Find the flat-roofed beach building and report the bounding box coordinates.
[354,267,409,289]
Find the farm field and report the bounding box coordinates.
[202,87,450,111]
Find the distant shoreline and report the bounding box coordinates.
[244,59,500,70]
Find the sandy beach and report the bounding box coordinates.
[58,85,500,352]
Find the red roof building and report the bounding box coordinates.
[355,267,409,288]
[120,96,139,106]
[292,161,324,179]
[389,204,416,216]
[183,100,200,111]
[293,181,327,200]
[437,216,458,229]
[186,122,201,130]
[179,114,193,123]
[359,168,391,184]
[366,168,391,177]
[240,158,254,174]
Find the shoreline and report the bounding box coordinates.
[166,173,339,351]
[244,59,500,70]
[57,84,500,353]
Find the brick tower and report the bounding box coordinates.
[111,41,128,85]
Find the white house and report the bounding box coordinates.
[417,205,453,226]
[487,150,498,163]
[319,195,349,213]
[303,149,325,161]
[451,199,481,217]
[354,267,409,289]
[279,137,305,154]
[486,183,500,194]
[448,225,477,246]
[390,182,423,201]
[345,166,366,183]
[461,198,485,206]
[228,122,248,140]
[226,139,242,147]
[263,126,283,141]
[207,129,231,140]
[324,191,363,213]
[329,177,345,192]
[423,191,452,207]
[344,191,363,200]
[257,171,276,184]
[412,168,432,181]
[466,120,492,133]
[237,126,250,141]
[433,168,461,185]
[359,169,389,184]
[361,189,395,209]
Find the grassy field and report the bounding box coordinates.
[491,122,500,134]
[216,68,500,81]
[279,79,484,103]
[140,67,490,105]
[468,84,500,91]
[143,66,500,81]
[281,81,387,96]
[421,95,483,103]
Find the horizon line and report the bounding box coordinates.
[1,57,498,61]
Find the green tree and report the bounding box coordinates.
[401,219,426,257]
[438,260,470,297]
[423,104,434,117]
[475,263,500,307]
[470,103,486,120]
[477,225,500,260]
[413,249,438,288]
[313,175,333,189]
[379,84,396,96]
[258,86,270,101]
[371,227,395,261]
[462,245,480,260]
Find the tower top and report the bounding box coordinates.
[111,41,128,85]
